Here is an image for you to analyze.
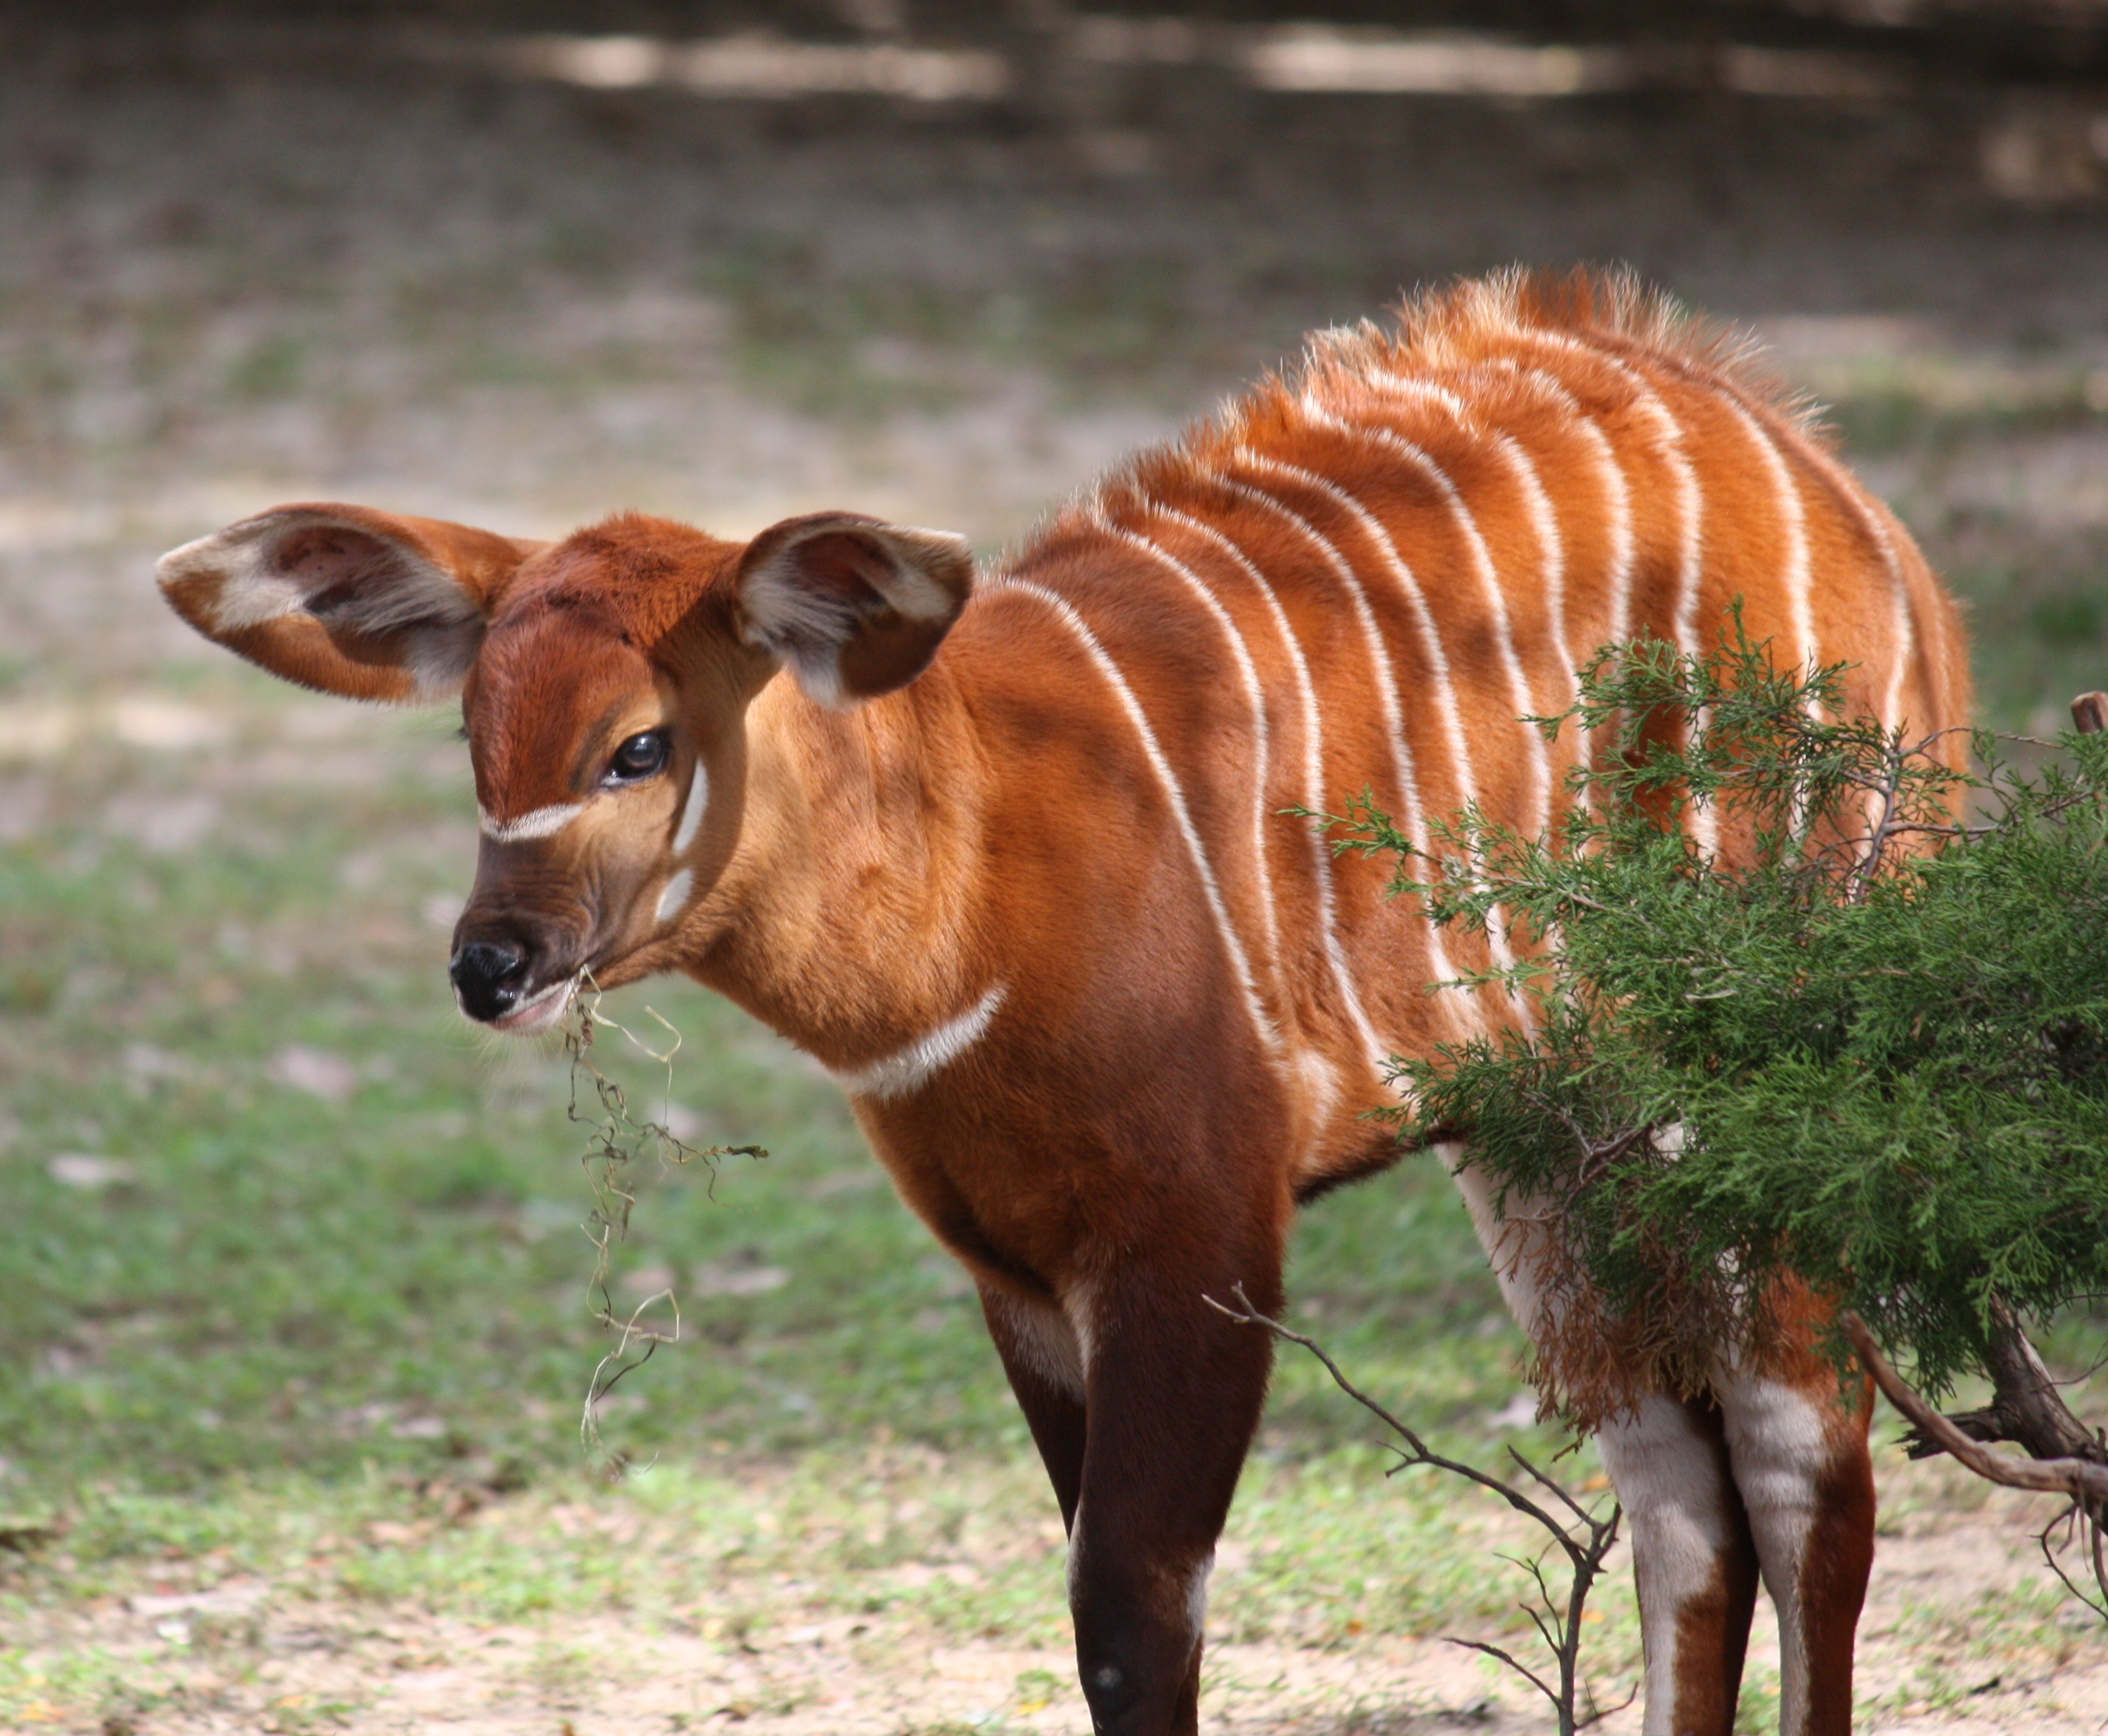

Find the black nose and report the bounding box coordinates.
[449,939,529,1022]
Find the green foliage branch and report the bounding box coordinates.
[1323,619,2108,1447]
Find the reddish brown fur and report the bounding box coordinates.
[160,269,1967,1736]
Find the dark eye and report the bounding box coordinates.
[607,731,670,784]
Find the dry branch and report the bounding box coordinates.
[1207,1285,1631,1735]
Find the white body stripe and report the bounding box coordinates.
[1307,407,1553,839]
[1227,453,1517,997]
[1202,466,1463,1002]
[1719,395,1818,707]
[1727,395,1920,736]
[1483,358,1637,651]
[987,577,1283,1055]
[1101,517,1286,990]
[1142,501,1390,1071]
[479,801,584,843]
[834,983,1007,1099]
[1529,331,1715,853]
[1493,430,1577,708]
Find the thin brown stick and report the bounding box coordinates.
[1842,1314,2108,1504]
[1207,1285,1629,1735]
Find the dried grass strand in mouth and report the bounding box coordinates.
[562,976,766,1472]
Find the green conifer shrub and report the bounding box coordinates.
[1329,622,2108,1449]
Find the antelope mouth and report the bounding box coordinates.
[490,973,579,1035]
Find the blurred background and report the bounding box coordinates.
[4,3,2107,1731]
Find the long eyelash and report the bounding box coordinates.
[455,725,470,742]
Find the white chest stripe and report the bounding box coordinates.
[987,577,1285,1057]
[835,983,1007,1099]
[479,802,584,843]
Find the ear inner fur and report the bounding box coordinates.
[736,512,974,704]
[155,503,541,702]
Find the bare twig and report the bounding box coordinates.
[1207,1285,1631,1733]
[1843,1311,2108,1618]
[1843,1315,2108,1503]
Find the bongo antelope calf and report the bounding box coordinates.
[160,269,1968,1735]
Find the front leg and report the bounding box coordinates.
[982,1284,1089,1529]
[1063,1245,1282,1736]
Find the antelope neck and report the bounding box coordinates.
[691,665,991,1079]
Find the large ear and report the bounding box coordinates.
[735,512,974,705]
[156,503,541,702]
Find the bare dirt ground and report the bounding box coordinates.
[10,1459,2108,1735]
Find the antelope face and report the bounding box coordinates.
[158,504,973,1033]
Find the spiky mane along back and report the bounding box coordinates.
[1059,266,1817,539]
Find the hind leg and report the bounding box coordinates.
[1596,1393,1762,1736]
[1718,1373,1876,1736]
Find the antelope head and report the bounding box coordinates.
[158,503,974,1031]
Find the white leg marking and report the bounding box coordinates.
[655,867,694,924]
[1143,501,1391,1072]
[990,576,1288,1059]
[1183,1549,1214,1641]
[669,760,708,856]
[479,801,585,843]
[1719,1376,1831,1736]
[833,983,1007,1099]
[1299,408,1553,841]
[1440,1141,1556,1337]
[985,1287,1085,1400]
[1596,1395,1745,1736]
[1099,515,1286,992]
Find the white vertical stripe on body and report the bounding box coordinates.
[1227,451,1521,995]
[1203,464,1470,999]
[1718,395,1819,711]
[1303,407,1553,840]
[1142,499,1391,1071]
[1099,513,1286,992]
[984,577,1284,1057]
[1729,398,1920,737]
[1479,358,1638,651]
[1531,332,1715,853]
[1493,429,1579,710]
[1354,373,1582,709]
